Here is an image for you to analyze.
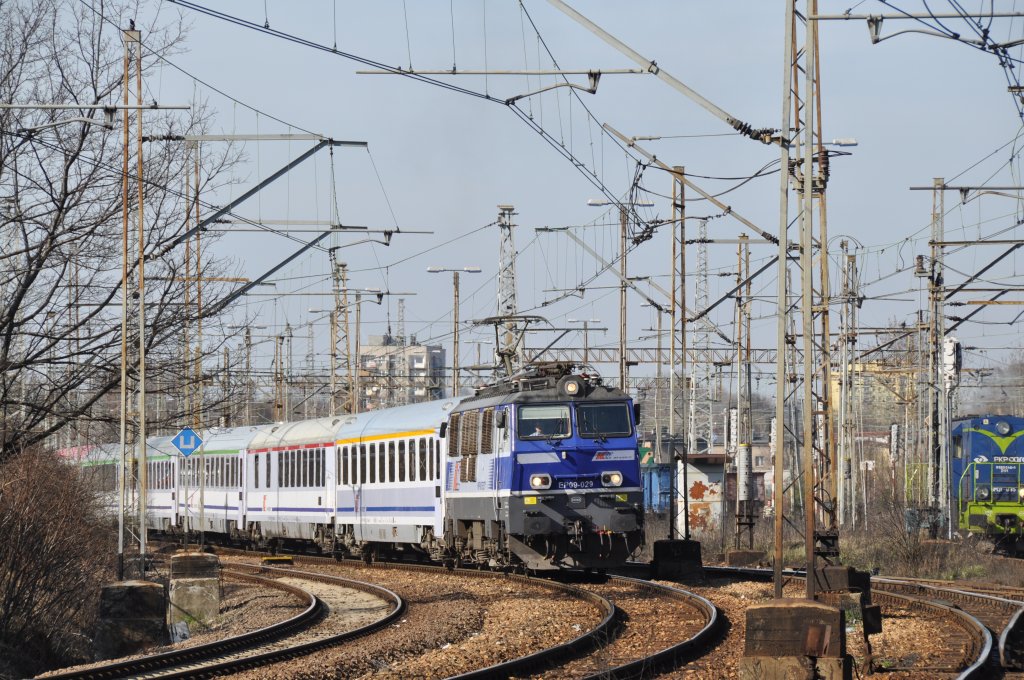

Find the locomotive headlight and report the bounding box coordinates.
[601,471,623,487]
[997,420,1013,436]
[977,484,991,501]
[530,474,551,490]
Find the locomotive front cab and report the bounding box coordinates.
[442,365,644,570]
[507,373,644,570]
[954,416,1024,538]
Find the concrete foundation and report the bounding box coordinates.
[168,552,221,628]
[651,539,703,580]
[94,580,167,660]
[726,549,766,567]
[740,599,853,680]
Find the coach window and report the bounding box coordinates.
[434,439,441,480]
[408,440,417,482]
[398,440,406,481]
[427,438,434,479]
[367,443,375,484]
[339,447,347,485]
[418,439,427,481]
[265,453,271,488]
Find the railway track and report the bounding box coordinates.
[222,552,725,678]
[703,565,1012,678]
[49,541,722,679]
[37,565,403,679]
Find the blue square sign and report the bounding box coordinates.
[171,427,203,457]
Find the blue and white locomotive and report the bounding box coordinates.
[76,363,643,571]
[443,364,644,570]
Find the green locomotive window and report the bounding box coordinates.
[518,405,570,440]
[577,403,632,439]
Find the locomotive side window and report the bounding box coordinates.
[518,405,571,439]
[435,439,441,479]
[577,403,632,439]
[359,444,367,484]
[368,443,377,484]
[254,454,260,488]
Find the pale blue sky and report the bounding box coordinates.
[121,1,1024,388]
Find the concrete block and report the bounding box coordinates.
[170,551,220,579]
[814,565,870,594]
[745,599,846,658]
[652,539,703,580]
[727,549,766,567]
[94,581,167,660]
[168,578,220,627]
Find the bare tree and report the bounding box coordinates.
[0,0,247,460]
[0,447,116,674]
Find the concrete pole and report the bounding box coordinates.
[773,0,795,599]
[354,292,362,413]
[619,206,628,392]
[453,270,460,397]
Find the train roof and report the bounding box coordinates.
[146,435,177,460]
[248,415,344,451]
[340,398,460,440]
[200,423,275,452]
[245,398,461,451]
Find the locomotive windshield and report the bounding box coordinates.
[577,403,632,439]
[519,405,571,439]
